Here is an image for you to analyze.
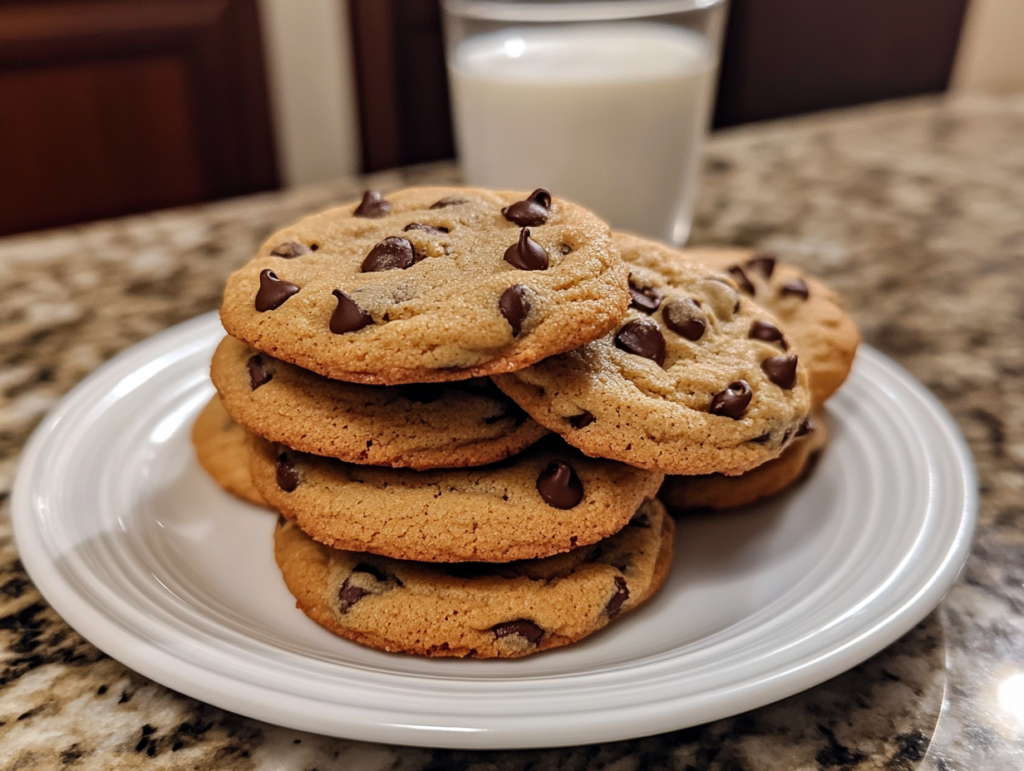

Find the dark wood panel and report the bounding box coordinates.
[0,0,278,236]
[713,0,970,127]
[0,57,206,234]
[348,0,452,172]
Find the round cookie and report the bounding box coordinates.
[658,410,827,512]
[274,498,674,658]
[681,248,860,406]
[493,233,811,477]
[220,187,630,385]
[211,336,549,469]
[249,434,664,563]
[191,395,267,507]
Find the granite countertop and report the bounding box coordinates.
[2,93,1023,769]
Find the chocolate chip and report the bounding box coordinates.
[276,452,299,492]
[352,562,387,582]
[781,278,809,299]
[499,284,530,336]
[605,576,629,619]
[614,319,666,365]
[710,380,752,419]
[537,460,584,509]
[560,243,572,255]
[337,579,370,613]
[492,619,544,646]
[330,289,373,334]
[403,222,449,234]
[501,188,552,227]
[569,411,595,429]
[353,190,392,218]
[762,355,799,389]
[796,417,815,437]
[749,319,787,349]
[503,227,548,270]
[746,254,776,278]
[727,265,755,295]
[628,277,661,313]
[247,355,272,390]
[270,241,310,258]
[362,237,415,272]
[663,298,706,341]
[255,269,299,312]
[429,196,467,209]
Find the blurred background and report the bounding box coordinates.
[1,0,1020,238]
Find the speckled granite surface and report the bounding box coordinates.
[1,93,1022,769]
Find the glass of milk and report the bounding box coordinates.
[442,0,727,245]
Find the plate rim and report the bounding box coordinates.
[11,312,977,749]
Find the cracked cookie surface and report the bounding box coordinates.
[273,498,673,658]
[682,248,860,406]
[211,335,549,469]
[220,187,629,384]
[249,434,663,563]
[493,233,811,476]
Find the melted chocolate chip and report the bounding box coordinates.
[501,188,552,226]
[746,254,776,278]
[503,227,548,270]
[330,289,373,334]
[710,381,752,419]
[362,237,415,272]
[499,284,530,336]
[614,319,666,365]
[781,278,810,299]
[337,579,370,613]
[492,619,544,646]
[276,452,299,492]
[429,196,467,209]
[605,576,630,619]
[628,277,661,313]
[270,241,311,258]
[247,355,272,390]
[536,461,584,509]
[255,269,299,312]
[762,355,799,389]
[560,243,572,255]
[796,417,815,437]
[353,190,392,218]
[569,411,595,429]
[403,222,449,234]
[727,265,756,295]
[749,319,787,349]
[663,298,706,340]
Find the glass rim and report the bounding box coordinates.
[442,0,725,23]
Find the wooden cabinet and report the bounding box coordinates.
[0,0,278,236]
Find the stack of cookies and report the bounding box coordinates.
[193,186,859,658]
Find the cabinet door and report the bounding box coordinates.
[0,0,278,236]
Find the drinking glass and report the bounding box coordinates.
[441,0,728,245]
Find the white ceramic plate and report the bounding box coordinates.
[12,313,975,749]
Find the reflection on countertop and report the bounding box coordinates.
[2,93,1024,769]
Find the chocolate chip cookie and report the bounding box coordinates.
[211,336,549,469]
[191,395,267,507]
[659,410,827,512]
[220,187,629,385]
[493,233,811,477]
[682,249,860,406]
[273,497,674,658]
[249,434,664,563]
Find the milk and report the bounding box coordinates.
[449,23,717,243]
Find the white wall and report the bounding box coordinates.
[257,0,361,186]
[951,0,1024,94]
